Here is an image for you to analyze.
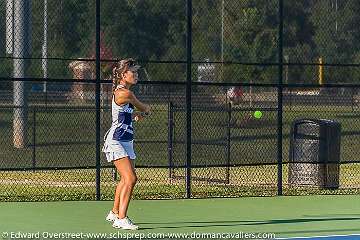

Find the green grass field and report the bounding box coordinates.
[1,103,360,200]
[1,163,360,201]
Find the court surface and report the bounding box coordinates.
[0,195,359,239]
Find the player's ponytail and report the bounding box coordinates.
[112,66,119,92]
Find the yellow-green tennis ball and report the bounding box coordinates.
[253,110,263,119]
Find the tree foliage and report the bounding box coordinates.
[1,0,360,84]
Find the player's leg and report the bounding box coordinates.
[112,177,125,214]
[105,152,124,222]
[112,157,138,230]
[114,156,137,218]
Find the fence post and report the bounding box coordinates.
[32,107,36,172]
[277,0,284,196]
[13,0,31,149]
[45,89,48,108]
[351,87,354,112]
[112,168,117,181]
[289,88,292,111]
[186,0,192,199]
[168,102,174,182]
[226,102,231,184]
[95,0,101,201]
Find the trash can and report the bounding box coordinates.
[288,119,341,189]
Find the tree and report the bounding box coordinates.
[100,0,186,81]
[283,1,316,84]
[310,0,360,83]
[222,0,278,83]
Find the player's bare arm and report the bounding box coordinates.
[114,88,150,113]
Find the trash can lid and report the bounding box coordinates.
[293,118,339,126]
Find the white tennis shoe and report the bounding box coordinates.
[112,216,139,230]
[105,211,118,222]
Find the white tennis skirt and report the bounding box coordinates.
[102,140,136,162]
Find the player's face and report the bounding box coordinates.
[124,69,138,85]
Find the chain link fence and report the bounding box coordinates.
[1,0,360,201]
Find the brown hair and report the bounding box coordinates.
[112,58,136,91]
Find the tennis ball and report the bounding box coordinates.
[253,110,263,119]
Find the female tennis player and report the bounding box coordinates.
[102,58,150,230]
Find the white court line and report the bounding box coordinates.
[277,233,360,239]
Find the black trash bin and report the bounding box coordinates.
[288,119,341,189]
